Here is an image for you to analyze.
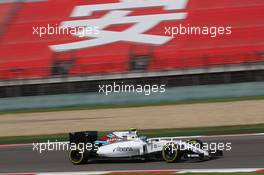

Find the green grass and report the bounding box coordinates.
[1,123,264,145]
[0,95,264,115]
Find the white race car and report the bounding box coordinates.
[69,129,223,164]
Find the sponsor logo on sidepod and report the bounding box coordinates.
[113,147,133,152]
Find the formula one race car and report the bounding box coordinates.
[69,129,223,164]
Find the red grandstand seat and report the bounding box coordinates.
[0,3,15,25]
[0,0,263,79]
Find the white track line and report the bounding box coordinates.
[176,168,264,173]
[39,172,110,175]
[5,168,264,175]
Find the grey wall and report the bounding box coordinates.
[0,82,264,111]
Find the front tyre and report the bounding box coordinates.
[162,143,180,163]
[69,149,88,165]
[187,139,203,148]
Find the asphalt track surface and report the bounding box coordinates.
[0,135,264,173]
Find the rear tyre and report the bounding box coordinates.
[187,139,205,160]
[162,143,180,163]
[69,149,88,165]
[68,131,98,165]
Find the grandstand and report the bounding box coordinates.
[0,0,263,98]
[0,0,264,80]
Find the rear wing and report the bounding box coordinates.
[69,131,98,144]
